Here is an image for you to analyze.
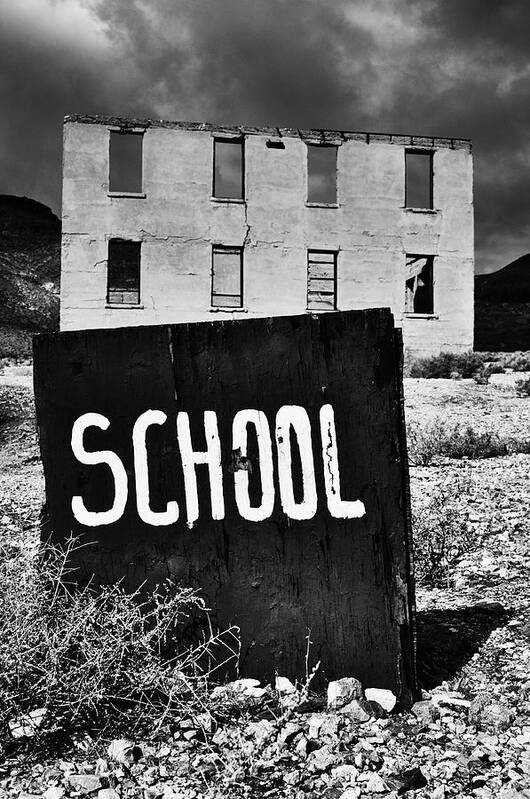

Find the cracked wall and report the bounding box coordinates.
[61,119,474,357]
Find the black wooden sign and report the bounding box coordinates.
[33,308,417,700]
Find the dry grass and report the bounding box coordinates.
[406,351,488,379]
[0,537,240,741]
[515,376,530,397]
[406,350,530,381]
[411,477,476,587]
[407,418,530,465]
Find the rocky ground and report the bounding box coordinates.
[0,367,529,798]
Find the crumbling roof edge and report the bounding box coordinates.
[63,114,472,151]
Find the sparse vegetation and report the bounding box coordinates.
[408,418,530,465]
[0,538,239,741]
[406,349,530,381]
[412,478,476,586]
[503,352,530,371]
[406,350,488,379]
[515,376,530,397]
[0,326,34,360]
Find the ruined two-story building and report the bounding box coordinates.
[60,114,474,357]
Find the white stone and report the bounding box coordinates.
[365,688,397,712]
[275,675,296,695]
[338,698,372,723]
[327,677,364,710]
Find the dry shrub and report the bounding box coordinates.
[0,538,239,740]
[515,376,530,397]
[407,351,487,379]
[503,352,530,372]
[407,418,530,465]
[412,478,475,586]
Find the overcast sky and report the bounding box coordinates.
[1,0,529,273]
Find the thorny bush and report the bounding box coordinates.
[406,351,488,380]
[0,538,239,741]
[407,418,530,465]
[411,477,476,587]
[515,376,530,397]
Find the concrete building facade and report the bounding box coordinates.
[61,114,474,357]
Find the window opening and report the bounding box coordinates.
[405,254,434,313]
[307,144,337,204]
[107,239,141,305]
[307,250,337,310]
[109,131,143,193]
[212,246,243,307]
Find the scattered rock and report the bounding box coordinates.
[327,677,364,710]
[387,765,428,794]
[339,789,361,799]
[43,788,65,799]
[338,698,373,723]
[210,677,264,699]
[194,712,215,733]
[365,773,388,793]
[308,744,339,772]
[432,691,471,710]
[295,734,309,757]
[469,693,515,731]
[278,721,303,745]
[276,675,296,694]
[67,774,105,794]
[331,764,359,783]
[247,719,274,744]
[411,699,440,725]
[365,688,397,713]
[8,707,46,738]
[107,739,142,765]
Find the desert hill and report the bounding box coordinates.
[0,195,60,358]
[475,254,530,351]
[475,253,530,303]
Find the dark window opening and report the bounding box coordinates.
[266,139,285,149]
[109,131,143,193]
[405,255,434,314]
[307,144,337,204]
[307,250,337,310]
[213,138,244,199]
[107,239,141,305]
[212,246,243,307]
[405,150,433,209]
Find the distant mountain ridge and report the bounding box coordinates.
[0,195,60,357]
[475,253,530,303]
[474,254,530,351]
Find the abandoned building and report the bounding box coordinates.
[60,114,474,357]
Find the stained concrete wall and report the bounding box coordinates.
[61,117,474,357]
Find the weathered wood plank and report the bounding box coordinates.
[308,277,335,293]
[308,262,335,280]
[308,251,336,263]
[33,309,417,701]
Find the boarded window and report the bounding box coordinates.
[405,151,433,209]
[212,246,243,307]
[307,250,337,311]
[307,145,337,204]
[109,131,143,193]
[405,255,434,314]
[107,239,141,305]
[213,138,244,199]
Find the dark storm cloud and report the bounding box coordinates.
[1,0,529,272]
[0,0,158,213]
[88,0,374,128]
